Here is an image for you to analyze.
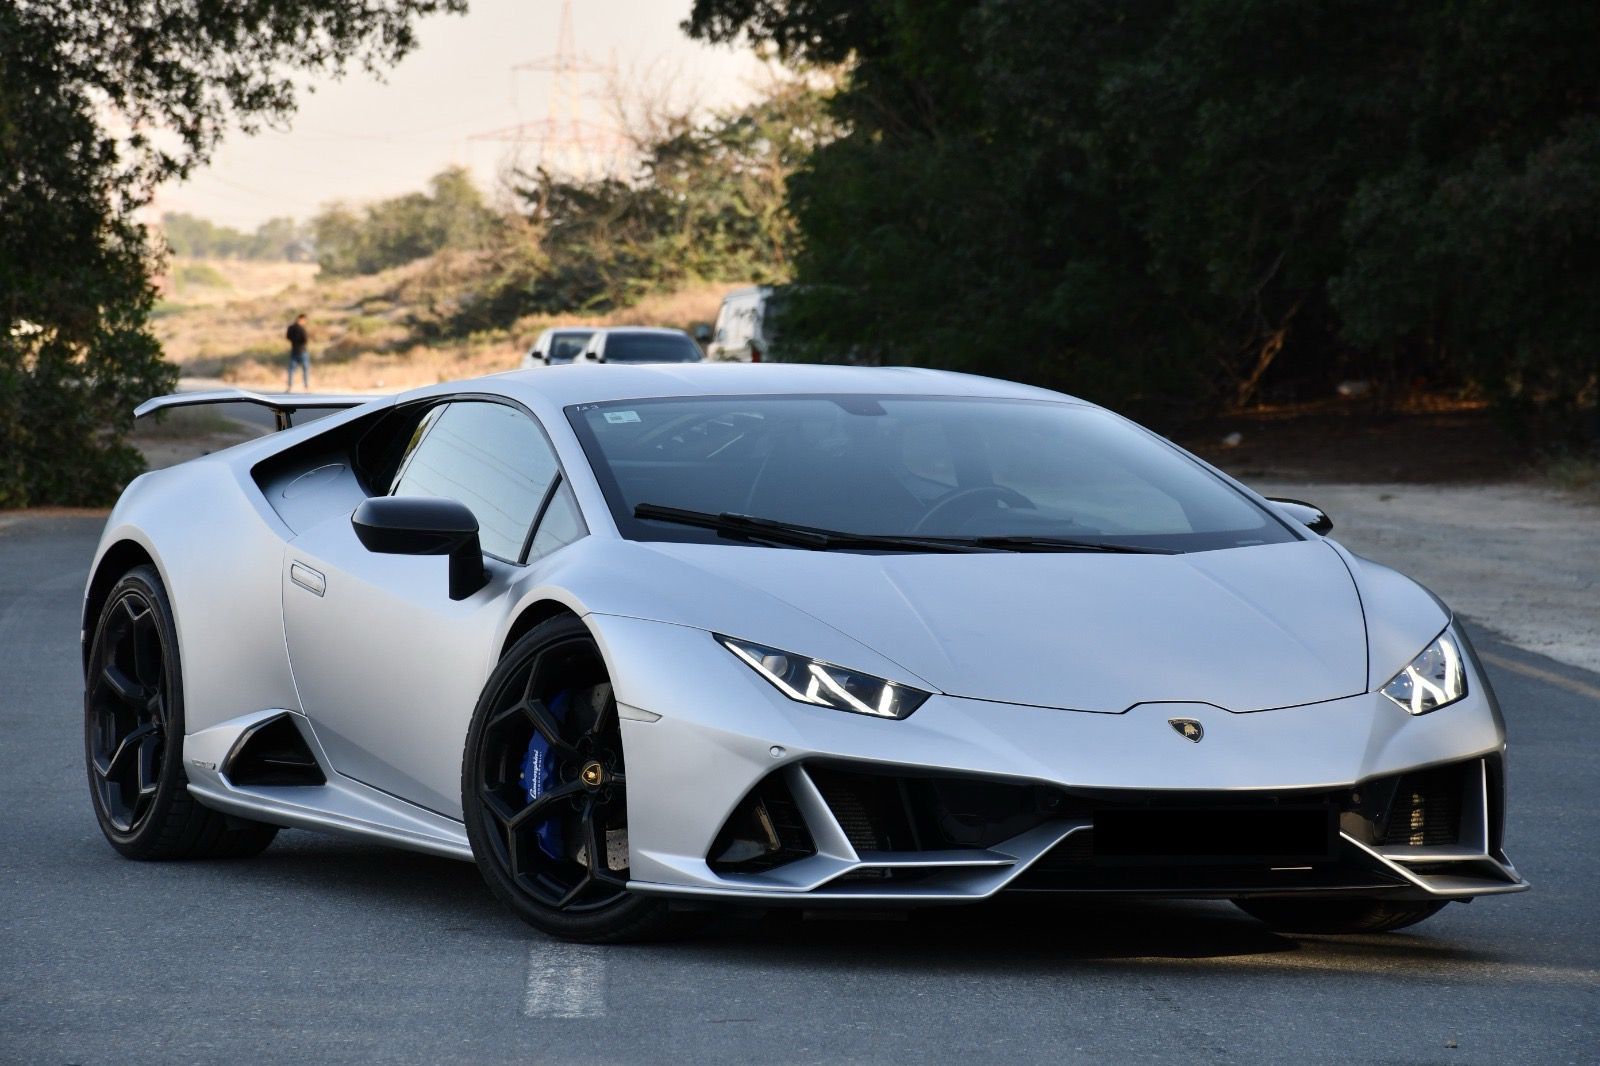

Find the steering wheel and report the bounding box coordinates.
[912,485,1036,534]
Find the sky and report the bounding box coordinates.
[156,0,766,229]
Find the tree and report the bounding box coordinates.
[313,166,495,276]
[0,0,463,507]
[455,78,833,331]
[161,213,312,261]
[686,0,1600,444]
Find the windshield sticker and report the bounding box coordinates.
[604,410,642,424]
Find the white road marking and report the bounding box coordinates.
[523,942,607,1018]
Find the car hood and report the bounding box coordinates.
[632,538,1368,713]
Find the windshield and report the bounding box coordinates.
[569,395,1298,553]
[548,332,592,363]
[603,332,702,363]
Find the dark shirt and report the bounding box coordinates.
[286,322,308,353]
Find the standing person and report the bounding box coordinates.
[285,313,310,392]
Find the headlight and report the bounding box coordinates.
[1381,631,1468,715]
[718,636,930,720]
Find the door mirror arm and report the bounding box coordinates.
[352,496,489,600]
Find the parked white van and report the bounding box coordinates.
[706,285,777,362]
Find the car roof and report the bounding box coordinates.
[472,363,1086,411]
[593,326,692,337]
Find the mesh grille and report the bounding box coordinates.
[1382,766,1463,846]
[812,774,890,852]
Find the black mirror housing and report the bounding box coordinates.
[1267,497,1334,536]
[352,496,488,600]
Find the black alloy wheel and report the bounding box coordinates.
[87,585,169,833]
[84,565,277,859]
[463,615,688,941]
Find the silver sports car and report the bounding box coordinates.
[85,365,1526,941]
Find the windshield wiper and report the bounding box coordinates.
[633,503,993,553]
[957,535,1181,555]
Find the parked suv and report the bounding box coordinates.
[520,328,595,368]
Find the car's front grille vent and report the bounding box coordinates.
[809,767,918,852]
[812,772,893,852]
[1382,766,1463,846]
[1035,830,1094,872]
[708,773,815,874]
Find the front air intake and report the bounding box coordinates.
[708,772,815,874]
[1381,764,1464,846]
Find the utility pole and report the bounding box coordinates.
[469,0,621,179]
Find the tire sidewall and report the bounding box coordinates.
[84,565,190,857]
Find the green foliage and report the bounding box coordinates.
[162,212,311,261]
[0,0,461,506]
[0,7,173,507]
[687,0,1600,444]
[457,81,831,331]
[313,167,495,277]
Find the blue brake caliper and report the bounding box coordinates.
[519,690,569,860]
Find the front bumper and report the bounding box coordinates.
[590,615,1527,904]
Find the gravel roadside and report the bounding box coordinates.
[1259,480,1599,673]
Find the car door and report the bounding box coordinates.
[281,399,565,817]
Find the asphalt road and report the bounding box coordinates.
[2,515,1596,1065]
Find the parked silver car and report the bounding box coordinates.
[520,327,595,368]
[579,327,703,364]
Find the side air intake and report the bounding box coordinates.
[223,713,326,787]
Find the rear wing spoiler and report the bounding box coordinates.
[134,388,378,431]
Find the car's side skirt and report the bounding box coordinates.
[183,708,473,861]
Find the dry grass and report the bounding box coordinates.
[153,256,744,391]
[159,259,318,307]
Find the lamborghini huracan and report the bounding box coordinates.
[83,364,1526,941]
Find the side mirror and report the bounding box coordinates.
[352,496,488,600]
[692,323,712,344]
[1267,497,1333,536]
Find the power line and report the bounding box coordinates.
[468,0,624,178]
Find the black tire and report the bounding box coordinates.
[84,565,278,860]
[1233,897,1449,934]
[462,615,690,943]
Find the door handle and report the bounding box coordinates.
[290,562,326,597]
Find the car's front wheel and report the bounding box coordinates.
[461,615,687,942]
[1233,897,1448,934]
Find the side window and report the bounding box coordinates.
[390,401,558,562]
[527,479,587,561]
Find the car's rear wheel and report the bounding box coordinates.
[462,615,688,942]
[1233,897,1448,934]
[85,565,278,859]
